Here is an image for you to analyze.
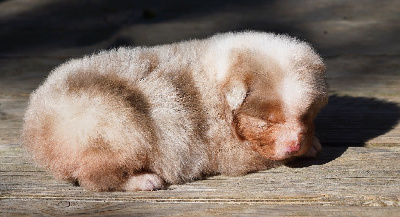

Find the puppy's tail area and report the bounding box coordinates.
[21,75,153,191]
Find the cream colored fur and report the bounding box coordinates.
[22,31,328,191]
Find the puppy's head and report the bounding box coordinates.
[221,34,327,161]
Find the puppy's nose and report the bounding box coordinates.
[286,140,301,153]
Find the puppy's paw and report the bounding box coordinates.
[302,136,322,158]
[123,173,165,191]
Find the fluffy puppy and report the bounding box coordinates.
[22,31,328,191]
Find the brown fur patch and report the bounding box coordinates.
[169,71,209,142]
[22,113,79,182]
[63,72,160,188]
[223,49,260,88]
[225,48,287,158]
[295,106,317,156]
[74,137,143,191]
[66,71,158,144]
[138,51,160,75]
[233,99,284,158]
[168,70,214,176]
[66,72,151,116]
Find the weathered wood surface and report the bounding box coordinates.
[1,0,400,216]
[1,143,400,216]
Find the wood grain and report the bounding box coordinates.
[2,144,400,216]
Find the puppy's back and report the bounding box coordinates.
[22,45,213,191]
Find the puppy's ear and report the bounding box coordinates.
[223,80,248,111]
[221,49,257,111]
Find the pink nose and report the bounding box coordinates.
[287,142,301,153]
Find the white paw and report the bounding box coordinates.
[302,136,322,158]
[123,173,165,191]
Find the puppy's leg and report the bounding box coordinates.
[123,173,165,191]
[302,136,322,158]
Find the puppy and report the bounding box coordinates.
[22,31,328,191]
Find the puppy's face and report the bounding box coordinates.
[233,88,323,160]
[224,49,327,161]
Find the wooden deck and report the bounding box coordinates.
[1,0,400,216]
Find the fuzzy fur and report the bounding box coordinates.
[22,31,328,191]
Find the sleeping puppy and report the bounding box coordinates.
[22,31,328,191]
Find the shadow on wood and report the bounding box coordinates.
[288,95,400,168]
[316,95,400,147]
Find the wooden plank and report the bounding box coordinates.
[1,144,400,216]
[2,202,400,217]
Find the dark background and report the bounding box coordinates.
[1,0,399,58]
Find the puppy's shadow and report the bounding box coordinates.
[288,95,400,168]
